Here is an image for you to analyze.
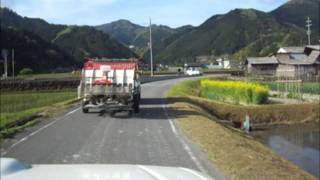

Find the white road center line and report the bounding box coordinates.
[1,107,80,156]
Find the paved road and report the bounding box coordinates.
[1,77,224,179]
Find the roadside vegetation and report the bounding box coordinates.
[0,90,77,139]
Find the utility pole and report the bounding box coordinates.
[12,49,15,80]
[2,49,8,79]
[149,18,154,77]
[306,16,312,45]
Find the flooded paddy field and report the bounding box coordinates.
[253,123,319,178]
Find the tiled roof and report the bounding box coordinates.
[278,47,305,54]
[246,56,278,65]
[276,51,320,65]
[247,50,319,65]
[306,45,320,51]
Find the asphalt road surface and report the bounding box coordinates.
[1,77,225,179]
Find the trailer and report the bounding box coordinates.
[78,58,141,114]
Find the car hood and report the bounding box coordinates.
[1,158,214,180]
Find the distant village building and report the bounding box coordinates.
[246,45,320,79]
[205,58,231,69]
[246,56,278,76]
[217,58,231,69]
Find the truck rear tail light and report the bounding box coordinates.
[93,79,111,86]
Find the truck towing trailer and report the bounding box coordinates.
[78,58,141,114]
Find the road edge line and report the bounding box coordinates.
[162,103,207,174]
[1,107,80,156]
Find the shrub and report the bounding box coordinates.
[19,68,33,75]
[200,79,269,104]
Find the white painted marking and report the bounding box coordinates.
[64,107,80,117]
[168,118,178,134]
[180,167,213,180]
[162,103,207,174]
[1,151,7,156]
[1,119,58,156]
[137,131,143,136]
[1,107,81,156]
[138,165,168,180]
[72,154,80,160]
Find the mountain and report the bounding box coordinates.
[96,20,145,47]
[154,9,302,64]
[2,0,318,68]
[95,20,181,56]
[154,0,319,64]
[142,24,195,62]
[1,8,136,64]
[271,0,319,29]
[1,27,79,73]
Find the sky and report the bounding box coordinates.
[2,0,288,28]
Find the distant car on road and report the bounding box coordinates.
[185,67,203,76]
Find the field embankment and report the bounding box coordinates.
[0,90,77,139]
[166,78,318,179]
[169,102,316,180]
[167,79,319,127]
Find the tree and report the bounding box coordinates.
[19,68,33,75]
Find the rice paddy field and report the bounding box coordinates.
[16,72,79,80]
[0,90,77,130]
[261,81,320,95]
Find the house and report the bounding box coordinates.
[205,58,231,69]
[217,58,231,69]
[246,56,278,76]
[246,45,320,78]
[276,50,320,78]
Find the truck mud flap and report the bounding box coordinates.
[83,103,133,112]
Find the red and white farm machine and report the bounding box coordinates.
[78,58,141,114]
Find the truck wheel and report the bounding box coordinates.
[82,108,89,113]
[133,95,140,113]
[82,101,89,113]
[110,110,116,117]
